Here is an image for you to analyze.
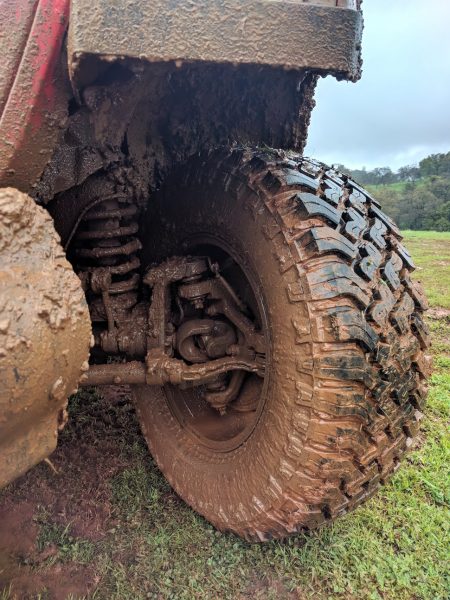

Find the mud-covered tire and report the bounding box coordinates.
[133,147,431,541]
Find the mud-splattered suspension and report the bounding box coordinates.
[71,195,145,357]
[73,226,266,414]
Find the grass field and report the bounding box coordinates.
[402,231,450,309]
[1,232,449,600]
[366,177,434,196]
[367,181,410,194]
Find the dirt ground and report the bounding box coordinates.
[0,387,142,599]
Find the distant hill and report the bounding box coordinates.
[334,152,450,231]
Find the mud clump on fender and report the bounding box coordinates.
[0,188,91,488]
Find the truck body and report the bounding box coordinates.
[0,0,430,542]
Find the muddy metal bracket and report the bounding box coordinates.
[68,0,362,81]
[82,256,265,412]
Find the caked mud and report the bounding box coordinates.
[0,188,91,488]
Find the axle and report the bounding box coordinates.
[80,354,263,387]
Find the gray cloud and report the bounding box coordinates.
[305,0,450,170]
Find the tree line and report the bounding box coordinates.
[334,152,450,231]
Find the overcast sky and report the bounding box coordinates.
[305,0,450,171]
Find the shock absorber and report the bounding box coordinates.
[71,195,145,356]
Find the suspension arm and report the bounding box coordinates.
[80,353,264,387]
[79,255,265,395]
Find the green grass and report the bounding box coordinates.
[82,232,450,599]
[367,181,410,194]
[36,519,96,567]
[2,233,449,600]
[367,177,435,196]
[90,363,450,600]
[402,231,450,309]
[0,588,12,600]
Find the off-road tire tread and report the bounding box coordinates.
[137,147,431,541]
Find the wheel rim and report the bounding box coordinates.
[163,234,270,453]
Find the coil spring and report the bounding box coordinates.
[73,197,142,320]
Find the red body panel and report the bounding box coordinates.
[0,0,70,192]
